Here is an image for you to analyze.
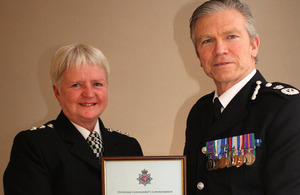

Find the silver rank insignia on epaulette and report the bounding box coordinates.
[281,88,299,95]
[265,82,300,96]
[272,84,284,90]
[47,123,54,128]
[251,80,262,100]
[30,123,54,130]
[252,81,300,100]
[107,128,130,136]
[30,126,37,130]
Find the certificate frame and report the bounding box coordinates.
[101,156,186,195]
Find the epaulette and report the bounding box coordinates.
[107,128,130,137]
[251,80,300,101]
[30,123,54,131]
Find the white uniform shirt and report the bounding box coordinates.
[214,69,257,113]
[71,120,101,140]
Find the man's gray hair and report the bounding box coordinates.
[190,0,258,62]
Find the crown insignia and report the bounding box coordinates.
[141,169,148,174]
[137,169,152,186]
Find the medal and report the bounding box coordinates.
[219,138,228,169]
[207,159,215,171]
[205,133,261,170]
[213,158,220,170]
[245,151,255,165]
[219,156,228,169]
[244,134,256,166]
[226,152,233,168]
[236,155,246,167]
[231,136,239,167]
[232,155,239,166]
[236,135,245,167]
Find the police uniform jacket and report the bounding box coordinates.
[4,111,143,195]
[184,71,300,195]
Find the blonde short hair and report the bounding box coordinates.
[50,43,110,90]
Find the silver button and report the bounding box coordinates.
[201,146,207,154]
[265,82,272,87]
[197,182,204,190]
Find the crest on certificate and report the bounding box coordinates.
[137,169,153,186]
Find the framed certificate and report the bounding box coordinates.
[101,156,186,195]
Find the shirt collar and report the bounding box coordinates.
[214,69,256,110]
[71,120,101,140]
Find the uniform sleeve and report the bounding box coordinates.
[264,98,300,194]
[3,131,53,195]
[120,137,143,156]
[133,138,143,156]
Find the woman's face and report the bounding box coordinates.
[53,64,108,130]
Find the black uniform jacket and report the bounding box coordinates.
[184,71,300,195]
[4,112,143,195]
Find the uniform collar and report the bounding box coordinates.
[214,69,257,111]
[71,120,101,140]
[55,112,103,171]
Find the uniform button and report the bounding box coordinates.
[265,82,272,87]
[201,146,207,154]
[197,182,204,190]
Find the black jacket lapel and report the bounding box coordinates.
[101,127,121,156]
[206,71,266,138]
[55,112,101,171]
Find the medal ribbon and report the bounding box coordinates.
[244,133,255,155]
[213,140,216,160]
[245,134,249,151]
[241,135,245,155]
[205,133,262,162]
[207,140,214,159]
[220,138,226,158]
[232,136,238,156]
[217,139,221,159]
[228,137,232,156]
[255,138,262,147]
[251,133,256,156]
[237,135,240,156]
[224,138,228,157]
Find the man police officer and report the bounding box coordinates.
[184,0,300,194]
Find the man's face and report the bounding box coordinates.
[194,9,259,92]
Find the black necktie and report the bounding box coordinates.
[86,131,103,160]
[214,97,222,120]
